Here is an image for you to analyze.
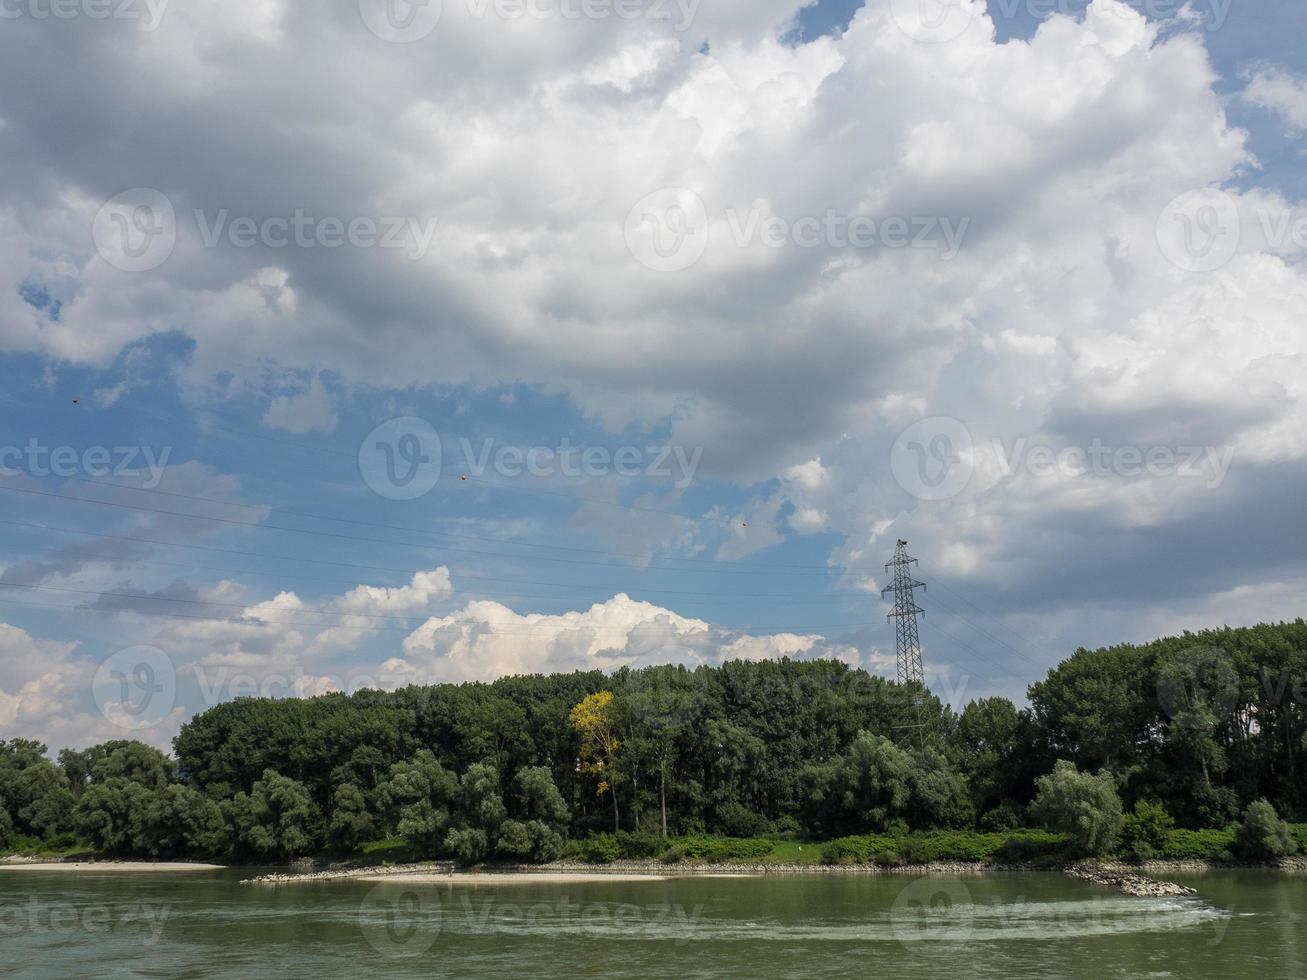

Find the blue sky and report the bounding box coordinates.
[1,0,1304,748]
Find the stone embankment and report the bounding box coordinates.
[241,862,454,886]
[1066,863,1196,897]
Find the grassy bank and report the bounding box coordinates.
[11,825,1307,869]
[550,824,1307,868]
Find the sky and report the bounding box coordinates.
[0,0,1304,750]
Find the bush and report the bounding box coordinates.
[1121,801,1174,861]
[980,803,1024,833]
[613,831,664,859]
[768,815,803,839]
[715,803,769,839]
[669,835,773,862]
[819,830,1072,866]
[582,833,623,864]
[1234,800,1298,860]
[1030,761,1123,856]
[1159,828,1235,860]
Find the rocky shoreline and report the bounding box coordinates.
[241,861,455,886]
[1065,863,1197,898]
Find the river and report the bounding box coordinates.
[1,868,1302,977]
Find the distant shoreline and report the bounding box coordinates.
[0,860,225,872]
[4,856,1304,880]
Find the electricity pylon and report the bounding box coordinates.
[883,540,927,687]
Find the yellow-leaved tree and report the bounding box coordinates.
[569,691,621,833]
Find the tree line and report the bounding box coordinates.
[2,619,1304,862]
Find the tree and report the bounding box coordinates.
[147,785,225,857]
[570,691,622,832]
[327,783,375,853]
[74,778,156,854]
[498,766,569,861]
[224,770,322,859]
[1234,799,1298,860]
[1121,800,1174,861]
[377,750,458,854]
[1031,760,1124,856]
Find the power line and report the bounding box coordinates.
[0,484,837,579]
[0,518,859,603]
[37,471,837,573]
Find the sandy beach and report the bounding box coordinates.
[0,861,226,873]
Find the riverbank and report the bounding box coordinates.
[0,859,225,872]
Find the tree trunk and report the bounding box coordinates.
[660,767,668,839]
[611,781,620,833]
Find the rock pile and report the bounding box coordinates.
[1066,864,1197,897]
[241,861,454,886]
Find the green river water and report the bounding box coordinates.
[1,868,1302,978]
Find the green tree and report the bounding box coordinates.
[328,783,375,852]
[74,779,156,854]
[1031,760,1123,856]
[377,750,458,854]
[1121,800,1174,861]
[1234,799,1297,860]
[224,770,322,859]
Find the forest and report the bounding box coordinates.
[2,619,1305,864]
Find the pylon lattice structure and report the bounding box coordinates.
[883,540,927,687]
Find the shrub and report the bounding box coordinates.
[769,815,803,839]
[582,833,622,864]
[1030,761,1123,856]
[980,803,1024,833]
[1234,800,1298,860]
[1121,801,1174,861]
[613,831,664,859]
[715,803,769,839]
[1159,828,1235,860]
[670,835,773,862]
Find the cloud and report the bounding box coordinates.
[0,0,1304,741]
[1243,65,1307,133]
[399,592,859,683]
[261,373,338,434]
